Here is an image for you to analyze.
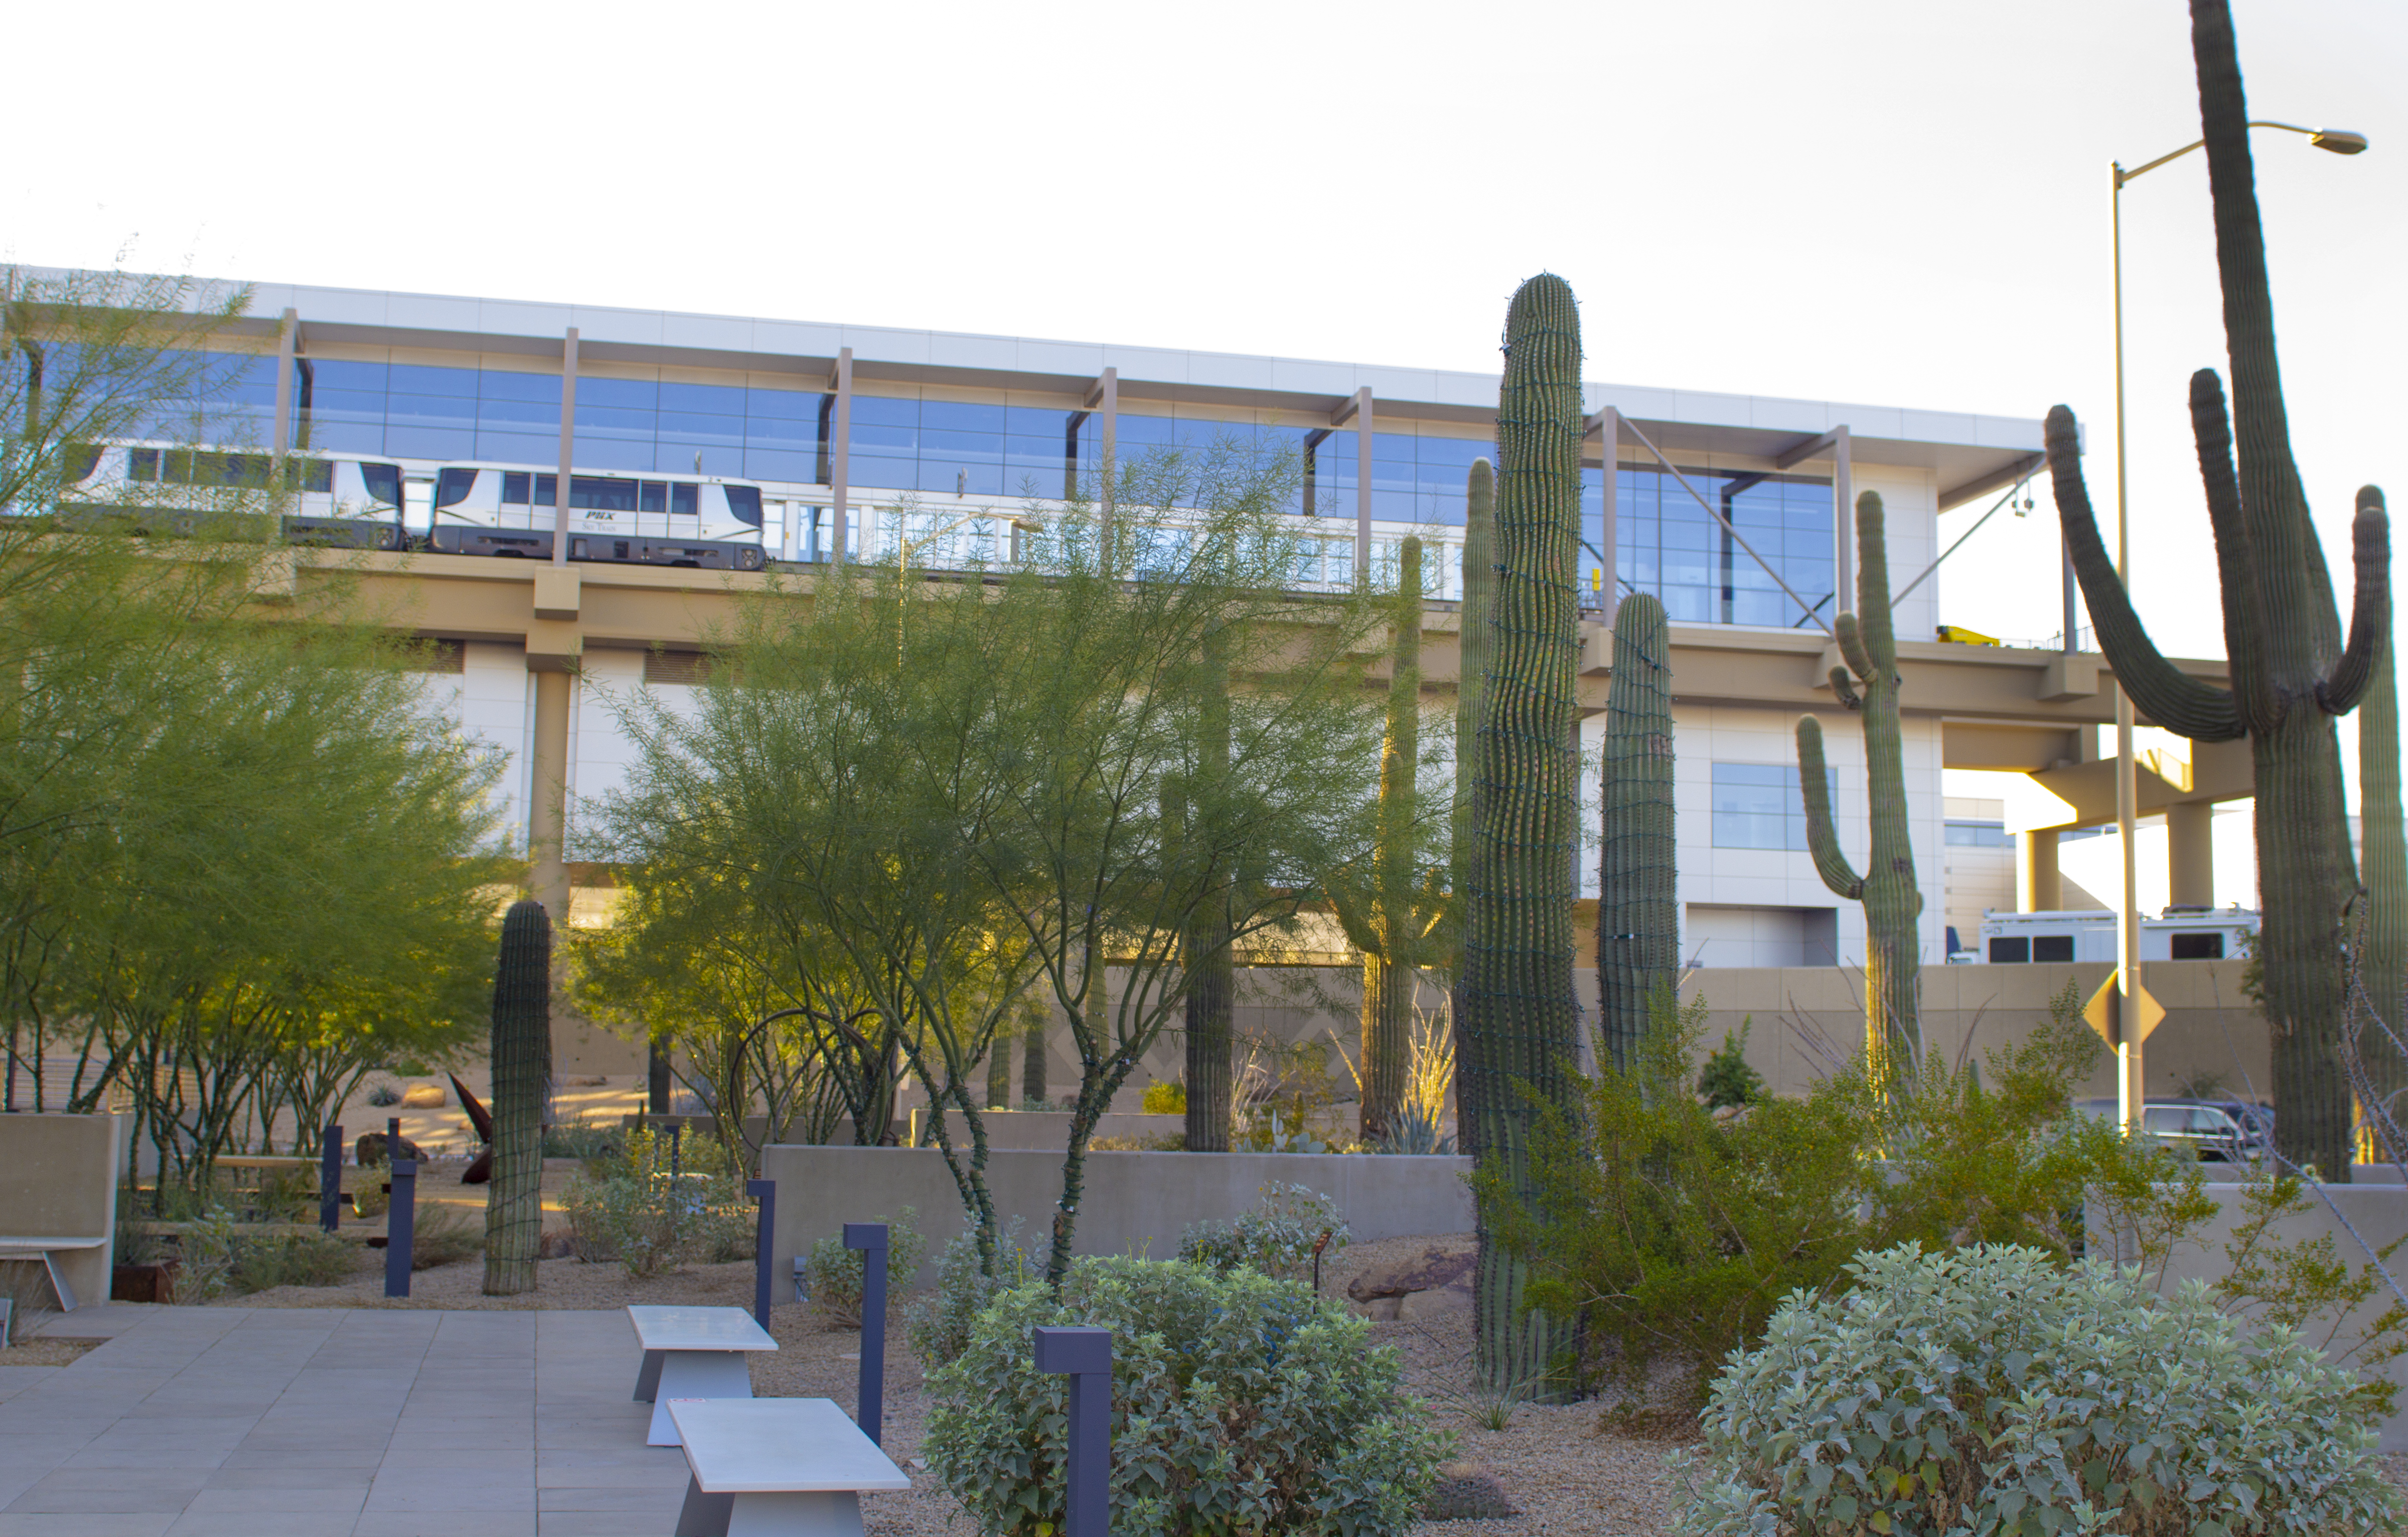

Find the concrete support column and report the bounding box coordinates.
[552,328,579,565]
[1832,425,1854,608]
[2021,828,2062,913]
[528,669,573,923]
[2167,801,2215,908]
[271,308,298,456]
[1354,387,1374,584]
[830,347,852,567]
[1589,406,1620,608]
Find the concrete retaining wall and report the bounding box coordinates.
[2091,1180,2408,1452]
[757,1145,1472,1290]
[902,1111,1184,1151]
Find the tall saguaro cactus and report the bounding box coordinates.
[1460,274,1585,1397]
[1596,592,1676,1073]
[1449,459,1496,963]
[2361,641,2405,1116]
[483,898,552,1296]
[1338,538,1440,1140]
[1797,492,1923,1079]
[2044,0,2389,1181]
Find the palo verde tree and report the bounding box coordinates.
[2044,0,2389,1180]
[1459,273,1587,1398]
[1796,492,1924,1080]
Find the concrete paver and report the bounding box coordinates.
[9,1307,687,1537]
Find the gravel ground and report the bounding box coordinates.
[194,1231,2408,1535]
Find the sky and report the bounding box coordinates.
[8,0,2402,806]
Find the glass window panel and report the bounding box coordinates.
[385,426,476,459]
[314,388,390,421]
[743,419,815,451]
[388,364,480,397]
[672,484,698,518]
[306,421,383,453]
[311,360,388,390]
[659,413,745,444]
[477,397,556,428]
[744,385,820,420]
[850,420,917,451]
[474,431,557,466]
[386,396,476,431]
[1005,405,1071,436]
[660,382,745,415]
[578,377,658,409]
[744,447,815,482]
[921,427,1004,459]
[848,454,917,489]
[568,437,653,472]
[921,400,1006,433]
[849,396,919,426]
[478,371,561,403]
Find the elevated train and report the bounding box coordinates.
[59,443,774,571]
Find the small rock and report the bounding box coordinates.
[536,1231,575,1260]
[400,1083,446,1108]
[354,1132,424,1168]
[1347,1245,1474,1301]
[1397,1282,1473,1322]
[1424,1461,1519,1521]
[1360,1296,1402,1322]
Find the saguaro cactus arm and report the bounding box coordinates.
[1794,715,1863,899]
[2320,487,2392,716]
[2045,405,2246,741]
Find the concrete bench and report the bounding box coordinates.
[627,1304,779,1447]
[0,1236,106,1312]
[667,1398,909,1537]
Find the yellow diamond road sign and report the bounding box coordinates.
[2081,971,2165,1046]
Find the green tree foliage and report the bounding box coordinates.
[1481,985,2210,1407]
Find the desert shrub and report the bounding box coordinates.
[1368,1101,1455,1155]
[365,1082,401,1107]
[1177,1181,1350,1284]
[1671,1244,2403,1537]
[925,1256,1446,1537]
[409,1204,485,1270]
[802,1207,928,1326]
[1485,985,2205,1405]
[561,1124,751,1278]
[1141,1079,1186,1115]
[1695,1020,1763,1109]
[168,1208,241,1301]
[542,1114,625,1160]
[227,1230,359,1293]
[906,1217,1032,1367]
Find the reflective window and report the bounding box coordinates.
[570,476,640,512]
[501,472,531,505]
[1615,469,1833,629]
[1945,821,2014,847]
[436,468,480,508]
[672,484,698,518]
[1710,762,1833,851]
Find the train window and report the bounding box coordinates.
[435,468,480,508]
[641,482,667,514]
[724,486,764,527]
[290,460,334,494]
[535,474,557,506]
[63,444,103,482]
[1988,937,2030,963]
[2033,935,2074,963]
[128,448,160,481]
[571,476,639,512]
[502,473,531,505]
[2170,932,2225,960]
[672,484,698,518]
[358,464,400,506]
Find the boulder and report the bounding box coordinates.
[400,1083,446,1108]
[1423,1461,1519,1521]
[1397,1282,1473,1322]
[1346,1245,1473,1301]
[354,1131,424,1168]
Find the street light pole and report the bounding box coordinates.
[2105,119,2367,1132]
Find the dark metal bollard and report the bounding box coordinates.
[669,1121,682,1179]
[747,1179,776,1331]
[843,1222,887,1445]
[1033,1326,1113,1537]
[319,1123,344,1233]
[383,1158,415,1298]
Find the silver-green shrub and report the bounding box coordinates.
[560,1125,753,1278]
[906,1216,1031,1368]
[1671,1244,2403,1537]
[1175,1180,1350,1284]
[801,1207,929,1327]
[924,1256,1445,1537]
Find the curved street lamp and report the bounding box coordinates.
[2101,119,2368,1129]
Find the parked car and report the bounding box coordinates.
[2071,1097,2267,1163]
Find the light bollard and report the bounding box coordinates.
[843,1222,887,1445]
[319,1123,344,1233]
[383,1158,415,1298]
[747,1179,776,1331]
[1032,1325,1112,1537]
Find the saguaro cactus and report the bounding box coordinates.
[1183,632,1234,1152]
[1797,493,1923,1080]
[1338,538,1439,1141]
[1596,592,1676,1074]
[483,898,552,1295]
[1460,273,1585,1398]
[2044,0,2389,1180]
[2361,641,2405,1115]
[1449,458,1496,996]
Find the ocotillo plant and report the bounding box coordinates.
[1596,591,1676,1074]
[2358,640,2404,1114]
[1796,492,1923,1080]
[1337,537,1442,1141]
[482,898,551,1295]
[1460,273,1585,1399]
[2044,0,2389,1181]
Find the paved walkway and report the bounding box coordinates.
[0,1305,693,1536]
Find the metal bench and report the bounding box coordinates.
[627,1304,780,1446]
[667,1397,909,1537]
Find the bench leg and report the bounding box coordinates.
[728,1491,864,1537]
[634,1348,665,1403]
[675,1474,734,1537]
[647,1350,756,1446]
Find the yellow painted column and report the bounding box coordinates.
[2020,828,2062,912]
[2167,801,2215,909]
[527,668,573,924]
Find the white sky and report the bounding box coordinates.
[9,0,2403,807]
